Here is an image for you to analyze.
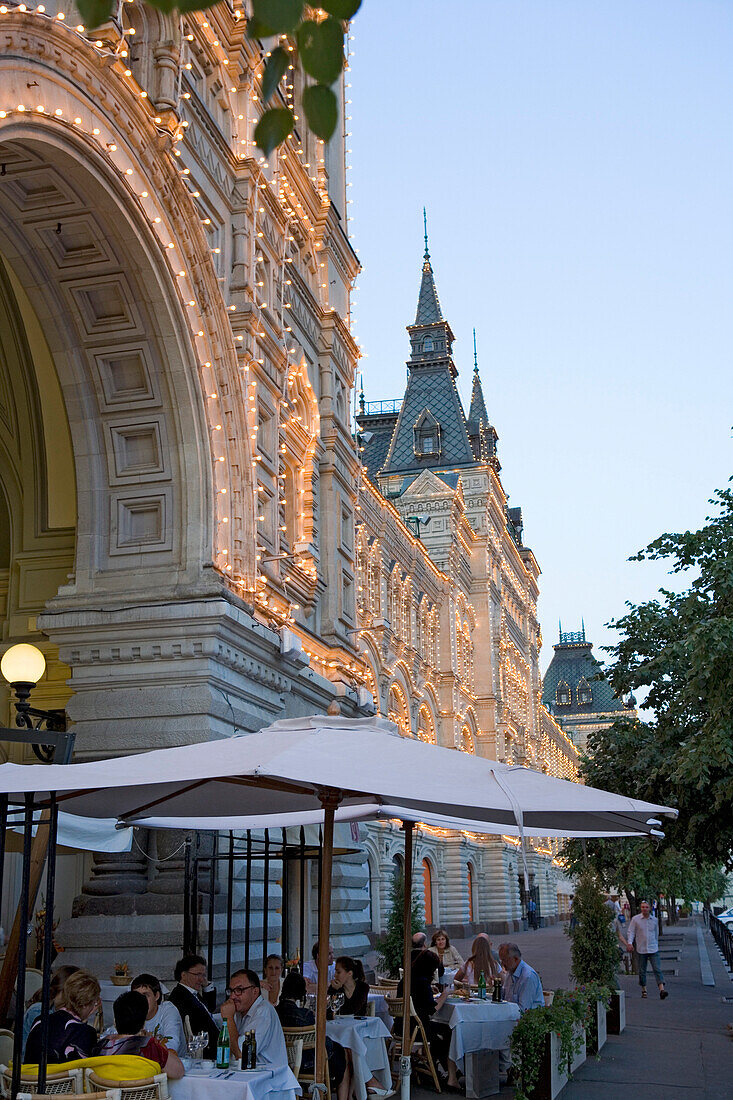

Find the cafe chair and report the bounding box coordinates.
[0,1031,14,1070]
[18,1091,121,1100]
[282,1033,304,1076]
[1,1065,84,1096]
[15,970,43,1004]
[280,1025,326,1091]
[376,979,399,990]
[85,1070,169,1100]
[384,998,441,1094]
[181,1017,193,1045]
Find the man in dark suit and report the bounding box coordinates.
[167,954,219,1058]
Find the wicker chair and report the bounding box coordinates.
[85,1070,169,1100]
[384,997,441,1093]
[282,1032,304,1076]
[375,979,400,990]
[0,1031,13,1071]
[1,1065,84,1096]
[18,1091,121,1100]
[280,1025,325,1091]
[15,970,43,1004]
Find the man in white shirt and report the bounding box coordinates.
[498,944,544,1013]
[303,941,335,991]
[626,900,668,1000]
[221,969,287,1067]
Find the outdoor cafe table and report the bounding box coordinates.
[171,1065,300,1100]
[433,997,521,1098]
[326,1016,391,1100]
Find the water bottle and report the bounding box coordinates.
[477,970,487,1000]
[216,1024,230,1069]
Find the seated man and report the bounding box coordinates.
[95,991,185,1079]
[221,968,287,1068]
[498,943,544,1012]
[167,953,219,1059]
[303,941,336,991]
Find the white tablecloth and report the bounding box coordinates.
[171,1066,300,1100]
[326,1016,391,1100]
[433,999,520,1069]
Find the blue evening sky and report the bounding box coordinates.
[347,0,732,672]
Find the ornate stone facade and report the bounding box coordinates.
[354,243,578,933]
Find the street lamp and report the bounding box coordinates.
[0,642,70,763]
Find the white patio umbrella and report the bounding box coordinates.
[0,714,676,1097]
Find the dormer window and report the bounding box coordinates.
[556,680,571,706]
[413,408,441,457]
[423,336,434,352]
[577,678,592,705]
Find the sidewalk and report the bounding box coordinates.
[410,917,733,1099]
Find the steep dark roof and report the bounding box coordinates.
[380,364,477,476]
[415,250,443,325]
[468,366,489,427]
[542,633,625,716]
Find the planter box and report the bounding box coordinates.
[606,989,626,1035]
[586,998,607,1054]
[528,1023,586,1100]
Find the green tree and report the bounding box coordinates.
[567,869,619,988]
[375,868,422,977]
[577,485,733,870]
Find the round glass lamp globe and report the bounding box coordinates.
[0,643,46,685]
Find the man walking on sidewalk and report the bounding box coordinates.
[626,900,668,1000]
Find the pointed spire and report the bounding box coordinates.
[468,330,489,426]
[414,210,443,325]
[358,374,365,414]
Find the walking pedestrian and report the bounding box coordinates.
[626,899,668,1000]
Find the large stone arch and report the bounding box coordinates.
[0,14,262,752]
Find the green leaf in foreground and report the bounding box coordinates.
[320,0,362,18]
[261,47,290,102]
[252,0,303,35]
[75,0,114,28]
[297,18,344,85]
[254,107,295,157]
[302,84,338,141]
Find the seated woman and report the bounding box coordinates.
[328,956,369,1017]
[130,973,186,1055]
[430,929,464,971]
[455,933,501,987]
[261,954,284,1006]
[95,991,184,1080]
[25,969,100,1065]
[277,971,348,1100]
[22,965,79,1060]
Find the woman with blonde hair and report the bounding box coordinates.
[25,969,101,1064]
[430,929,464,970]
[455,933,500,986]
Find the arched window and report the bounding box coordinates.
[467,863,475,921]
[556,680,571,706]
[388,684,410,737]
[577,678,592,705]
[423,337,434,352]
[418,705,436,744]
[392,853,404,880]
[460,725,475,754]
[422,858,433,925]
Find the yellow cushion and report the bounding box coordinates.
[20,1055,161,1080]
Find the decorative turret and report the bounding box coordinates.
[466,330,500,469]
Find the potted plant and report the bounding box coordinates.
[566,869,624,1036]
[111,960,130,986]
[375,869,421,976]
[556,983,610,1056]
[510,998,586,1100]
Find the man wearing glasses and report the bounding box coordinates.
[167,954,220,1059]
[221,969,287,1068]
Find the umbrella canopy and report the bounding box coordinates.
[0,715,676,836]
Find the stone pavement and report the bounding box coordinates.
[409,917,733,1099]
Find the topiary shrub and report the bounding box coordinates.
[566,868,620,988]
[375,868,422,977]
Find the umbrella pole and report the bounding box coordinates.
[314,792,339,1097]
[400,821,414,1100]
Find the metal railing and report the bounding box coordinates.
[710,914,733,971]
[361,399,402,415]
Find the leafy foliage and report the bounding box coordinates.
[511,999,585,1100]
[566,869,619,988]
[375,868,422,978]
[74,0,359,155]
[564,485,733,878]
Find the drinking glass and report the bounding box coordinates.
[332,992,345,1017]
